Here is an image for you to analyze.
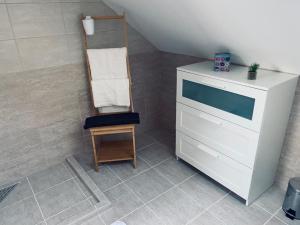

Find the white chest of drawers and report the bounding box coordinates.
[176,61,298,205]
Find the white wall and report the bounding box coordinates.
[104,0,300,74]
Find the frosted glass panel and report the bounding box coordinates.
[182,80,255,120]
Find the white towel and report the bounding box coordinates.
[87,48,128,80]
[98,106,130,113]
[91,79,130,108]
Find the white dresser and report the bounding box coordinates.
[176,61,298,205]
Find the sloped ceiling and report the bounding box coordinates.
[103,0,300,74]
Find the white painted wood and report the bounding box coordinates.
[178,62,297,91]
[176,132,252,198]
[247,77,299,203]
[176,103,259,168]
[104,0,300,74]
[176,61,299,204]
[177,69,267,132]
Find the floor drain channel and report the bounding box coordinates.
[0,183,18,203]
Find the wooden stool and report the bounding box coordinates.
[89,124,136,171]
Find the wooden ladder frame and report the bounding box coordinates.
[81,15,136,172]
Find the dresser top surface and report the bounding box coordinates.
[177,61,298,90]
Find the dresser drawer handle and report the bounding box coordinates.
[199,81,227,90]
[199,113,223,126]
[197,142,219,158]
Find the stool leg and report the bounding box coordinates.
[91,134,99,172]
[132,129,137,168]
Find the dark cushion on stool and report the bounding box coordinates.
[84,112,140,129]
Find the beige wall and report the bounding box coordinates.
[0,0,161,184]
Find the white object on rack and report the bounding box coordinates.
[82,16,94,35]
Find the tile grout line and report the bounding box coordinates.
[102,156,172,193]
[136,142,156,152]
[262,208,288,225]
[144,205,167,225]
[106,160,167,224]
[254,202,289,225]
[69,164,106,225]
[4,1,25,72]
[64,162,109,225]
[140,152,211,217]
[0,193,33,211]
[33,177,74,195]
[106,165,146,205]
[270,208,289,225]
[185,192,230,225]
[26,177,48,225]
[143,155,215,216]
[45,197,90,222]
[115,172,198,223]
[254,201,280,215]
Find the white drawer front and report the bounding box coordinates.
[176,132,252,198]
[177,70,267,131]
[176,103,259,168]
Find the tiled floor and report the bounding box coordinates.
[0,162,101,225]
[0,131,300,225]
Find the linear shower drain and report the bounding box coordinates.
[0,183,18,203]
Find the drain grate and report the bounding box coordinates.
[0,183,18,203]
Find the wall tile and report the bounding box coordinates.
[0,5,13,41]
[66,33,84,63]
[17,35,69,70]
[4,0,32,4]
[62,3,81,34]
[0,0,162,185]
[0,40,22,73]
[80,2,115,16]
[8,3,65,38]
[87,29,123,49]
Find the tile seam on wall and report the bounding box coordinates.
[4,2,24,71]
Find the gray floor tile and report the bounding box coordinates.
[125,168,173,203]
[179,173,229,208]
[46,199,94,225]
[265,217,287,225]
[75,215,105,225]
[154,158,196,185]
[74,177,92,198]
[254,185,285,214]
[37,222,47,225]
[101,183,143,225]
[148,187,203,225]
[0,178,33,209]
[108,157,150,181]
[138,142,173,166]
[28,163,72,193]
[0,197,43,225]
[276,209,300,225]
[122,206,164,225]
[88,166,122,192]
[135,133,156,151]
[148,130,175,150]
[36,179,85,218]
[188,211,226,225]
[208,193,272,225]
[74,152,94,172]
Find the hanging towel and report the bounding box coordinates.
[91,79,130,108]
[98,106,130,113]
[87,48,128,80]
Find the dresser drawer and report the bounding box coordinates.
[176,103,259,168]
[176,132,252,198]
[177,70,267,131]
